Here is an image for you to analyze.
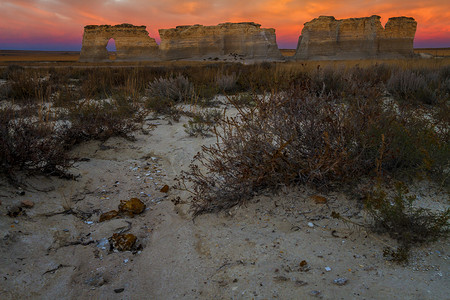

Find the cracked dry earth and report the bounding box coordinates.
[1,106,449,299]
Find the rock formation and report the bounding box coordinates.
[158,22,282,61]
[294,16,417,60]
[79,24,159,62]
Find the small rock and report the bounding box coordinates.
[325,266,331,272]
[333,277,348,286]
[114,288,124,293]
[307,222,314,228]
[295,280,308,286]
[109,233,137,251]
[273,276,289,282]
[13,220,18,224]
[97,238,110,250]
[118,198,146,216]
[20,200,34,208]
[311,195,327,204]
[309,290,321,297]
[99,210,119,222]
[299,260,310,272]
[85,273,106,287]
[160,185,169,193]
[7,206,24,217]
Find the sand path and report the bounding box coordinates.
[1,106,449,299]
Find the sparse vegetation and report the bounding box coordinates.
[1,59,448,261]
[366,182,449,263]
[184,109,222,137]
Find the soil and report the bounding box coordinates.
[0,104,448,299]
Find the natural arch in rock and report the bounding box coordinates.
[79,24,159,62]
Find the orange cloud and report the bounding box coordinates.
[0,0,448,50]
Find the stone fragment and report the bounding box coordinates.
[20,200,34,208]
[160,185,169,193]
[109,233,137,251]
[7,205,24,217]
[99,210,119,222]
[311,195,327,204]
[85,273,107,287]
[333,277,348,286]
[295,15,417,60]
[118,198,146,216]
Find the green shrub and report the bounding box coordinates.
[366,182,449,262]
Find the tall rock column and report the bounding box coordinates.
[158,22,283,61]
[294,15,417,60]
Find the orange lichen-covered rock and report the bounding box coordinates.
[109,233,137,251]
[118,198,146,216]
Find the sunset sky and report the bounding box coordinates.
[0,0,449,50]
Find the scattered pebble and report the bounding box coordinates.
[307,222,314,228]
[325,266,332,272]
[97,238,109,250]
[333,277,348,286]
[85,273,106,287]
[21,200,34,208]
[309,290,321,297]
[114,288,124,293]
[85,221,94,225]
[160,185,169,193]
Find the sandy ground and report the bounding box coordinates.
[0,104,449,299]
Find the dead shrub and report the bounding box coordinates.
[184,109,222,137]
[65,100,138,143]
[215,72,238,92]
[179,83,449,215]
[0,108,72,178]
[147,74,194,103]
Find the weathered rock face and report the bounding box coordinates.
[158,22,282,61]
[79,24,159,62]
[295,16,417,60]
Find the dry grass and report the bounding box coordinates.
[414,48,450,57]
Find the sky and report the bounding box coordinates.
[0,0,449,50]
